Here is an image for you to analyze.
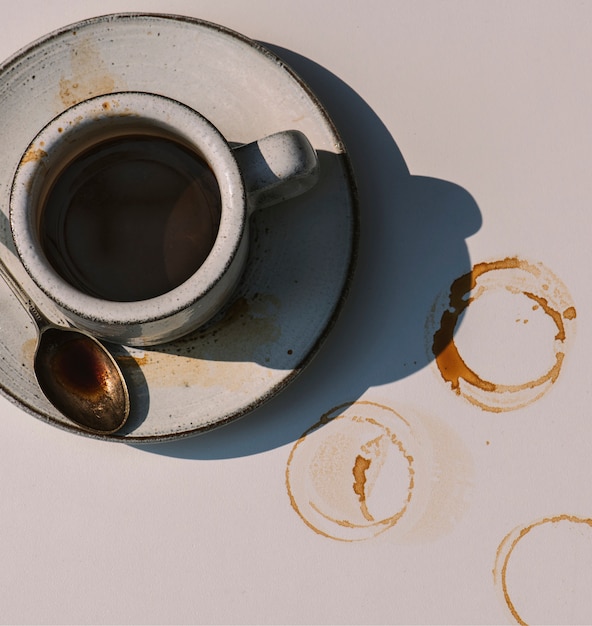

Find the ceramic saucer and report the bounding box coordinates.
[0,13,358,442]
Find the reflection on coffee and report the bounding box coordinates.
[41,135,221,302]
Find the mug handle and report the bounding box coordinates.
[233,130,320,213]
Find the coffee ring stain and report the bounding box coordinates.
[494,514,592,625]
[429,257,576,412]
[285,401,416,542]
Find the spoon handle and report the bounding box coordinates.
[0,256,49,329]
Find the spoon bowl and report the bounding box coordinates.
[35,326,130,434]
[0,256,130,435]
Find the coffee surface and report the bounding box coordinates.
[41,135,221,302]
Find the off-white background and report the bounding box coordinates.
[1,1,592,624]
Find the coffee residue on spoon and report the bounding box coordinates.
[34,327,128,433]
[48,333,111,398]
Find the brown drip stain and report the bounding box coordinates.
[352,455,374,522]
[431,257,576,412]
[495,514,592,625]
[22,338,36,364]
[563,306,577,320]
[21,147,47,164]
[216,297,250,327]
[58,38,118,109]
[523,292,566,341]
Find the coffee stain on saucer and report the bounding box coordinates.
[124,293,282,391]
[494,514,592,625]
[428,257,576,412]
[58,37,117,108]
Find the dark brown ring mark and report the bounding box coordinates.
[431,257,576,412]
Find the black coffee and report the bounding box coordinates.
[41,135,221,302]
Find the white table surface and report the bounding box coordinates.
[1,1,592,624]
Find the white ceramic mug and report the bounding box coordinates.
[10,91,319,346]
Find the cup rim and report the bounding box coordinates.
[9,91,246,327]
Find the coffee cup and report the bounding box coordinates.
[10,91,319,347]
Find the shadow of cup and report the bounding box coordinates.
[134,43,482,458]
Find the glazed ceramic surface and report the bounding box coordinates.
[0,13,357,441]
[10,91,320,346]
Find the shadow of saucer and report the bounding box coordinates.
[134,44,482,459]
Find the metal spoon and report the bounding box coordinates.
[0,256,130,434]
